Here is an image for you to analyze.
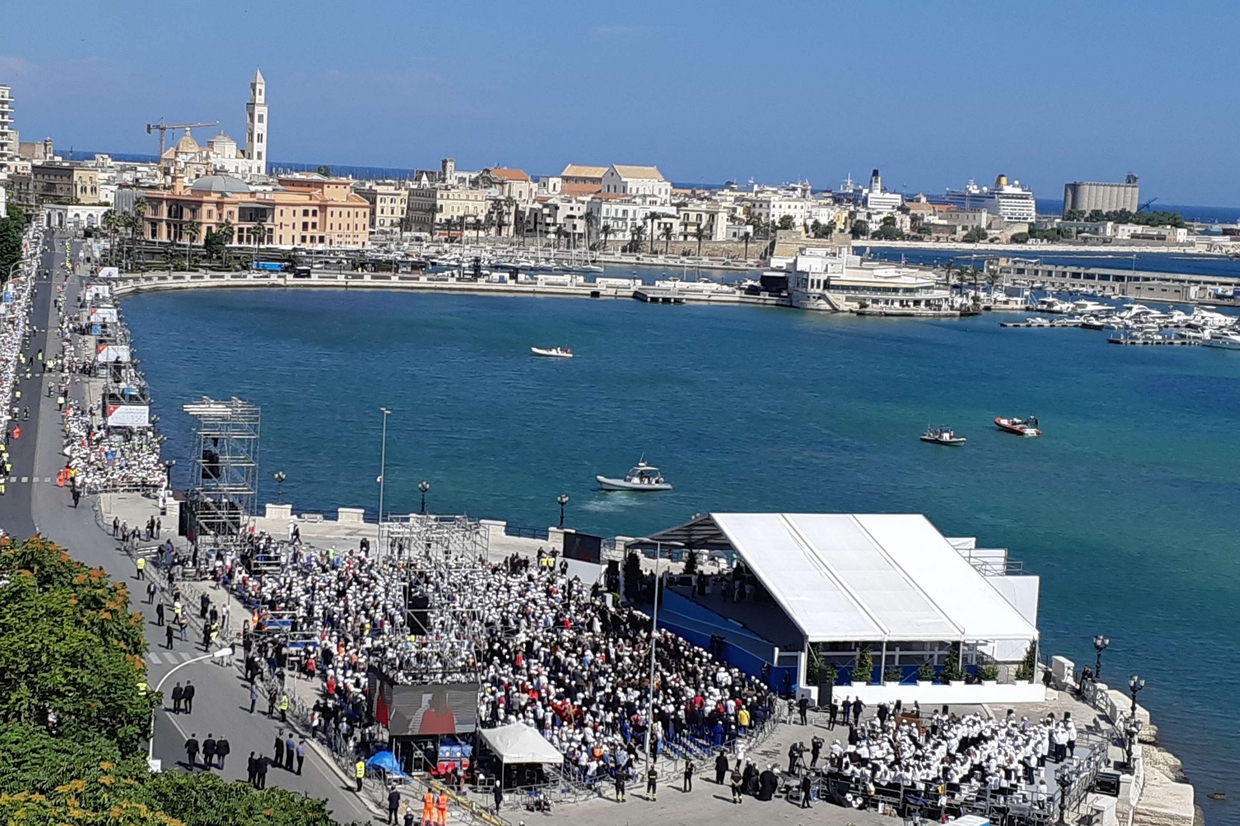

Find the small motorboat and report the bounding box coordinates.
[531,346,573,358]
[596,460,673,492]
[920,426,967,446]
[995,416,1041,437]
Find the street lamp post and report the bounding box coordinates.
[273,470,286,505]
[1093,635,1110,679]
[377,407,390,558]
[1128,674,1146,715]
[418,480,430,515]
[634,537,683,778]
[556,493,569,527]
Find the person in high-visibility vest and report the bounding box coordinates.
[421,791,434,826]
[279,694,289,722]
[136,557,146,580]
[435,791,449,826]
[355,760,365,792]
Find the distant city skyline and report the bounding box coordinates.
[3,0,1239,205]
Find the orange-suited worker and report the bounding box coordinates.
[421,790,434,826]
[436,791,449,826]
[12,426,19,441]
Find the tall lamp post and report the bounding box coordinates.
[1093,635,1110,679]
[556,493,569,527]
[273,470,286,505]
[418,480,430,515]
[633,537,684,777]
[376,407,390,558]
[1128,674,1146,715]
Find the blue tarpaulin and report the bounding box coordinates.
[366,750,406,776]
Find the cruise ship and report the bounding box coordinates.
[776,247,954,315]
[944,174,1037,222]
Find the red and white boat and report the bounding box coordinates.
[995,416,1041,437]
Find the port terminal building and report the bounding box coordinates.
[641,512,1044,706]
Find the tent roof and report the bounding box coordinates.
[479,724,564,765]
[672,513,1038,644]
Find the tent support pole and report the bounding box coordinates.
[880,641,888,683]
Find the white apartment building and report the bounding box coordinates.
[355,184,408,235]
[406,185,487,236]
[745,192,814,228]
[677,202,730,242]
[587,196,677,247]
[601,165,672,203]
[0,85,17,172]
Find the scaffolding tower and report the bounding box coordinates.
[383,513,488,563]
[183,396,260,542]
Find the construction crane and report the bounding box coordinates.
[1139,197,1158,212]
[146,118,219,162]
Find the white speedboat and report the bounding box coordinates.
[596,460,673,492]
[920,426,967,446]
[531,346,573,358]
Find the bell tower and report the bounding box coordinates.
[245,69,268,175]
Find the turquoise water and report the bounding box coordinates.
[123,286,1240,816]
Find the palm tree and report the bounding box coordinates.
[583,211,597,251]
[183,219,201,270]
[742,230,751,261]
[102,209,121,266]
[218,218,234,268]
[630,224,645,253]
[554,226,567,250]
[660,224,674,254]
[694,226,707,258]
[599,223,613,253]
[647,213,658,254]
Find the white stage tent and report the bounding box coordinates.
[478,723,565,765]
[651,513,1038,646]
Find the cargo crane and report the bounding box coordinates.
[145,118,219,163]
[1138,197,1158,212]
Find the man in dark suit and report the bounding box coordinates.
[216,736,230,769]
[171,682,183,714]
[184,734,200,770]
[247,752,257,787]
[202,734,216,770]
[182,681,196,714]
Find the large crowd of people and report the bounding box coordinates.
[225,540,775,767]
[0,229,40,431]
[61,400,168,492]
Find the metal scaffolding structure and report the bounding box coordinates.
[183,396,261,542]
[383,513,488,563]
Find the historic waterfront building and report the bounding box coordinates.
[142,173,370,248]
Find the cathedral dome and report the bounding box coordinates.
[190,174,251,194]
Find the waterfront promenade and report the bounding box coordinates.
[0,233,376,824]
[0,236,1204,826]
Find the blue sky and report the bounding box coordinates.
[2,0,1237,205]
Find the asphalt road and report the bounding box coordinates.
[3,234,376,824]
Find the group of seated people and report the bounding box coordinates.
[819,706,1082,817]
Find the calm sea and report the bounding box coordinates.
[123,285,1239,818]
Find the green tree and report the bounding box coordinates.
[182,220,201,269]
[315,165,332,177]
[777,215,795,231]
[852,647,874,685]
[939,642,967,682]
[1009,231,1029,244]
[850,219,869,239]
[682,548,698,575]
[1015,642,1037,681]
[600,223,613,251]
[962,226,987,243]
[660,224,674,254]
[694,225,706,258]
[918,660,936,682]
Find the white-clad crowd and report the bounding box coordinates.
[61,399,168,492]
[0,229,40,430]
[829,706,1080,811]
